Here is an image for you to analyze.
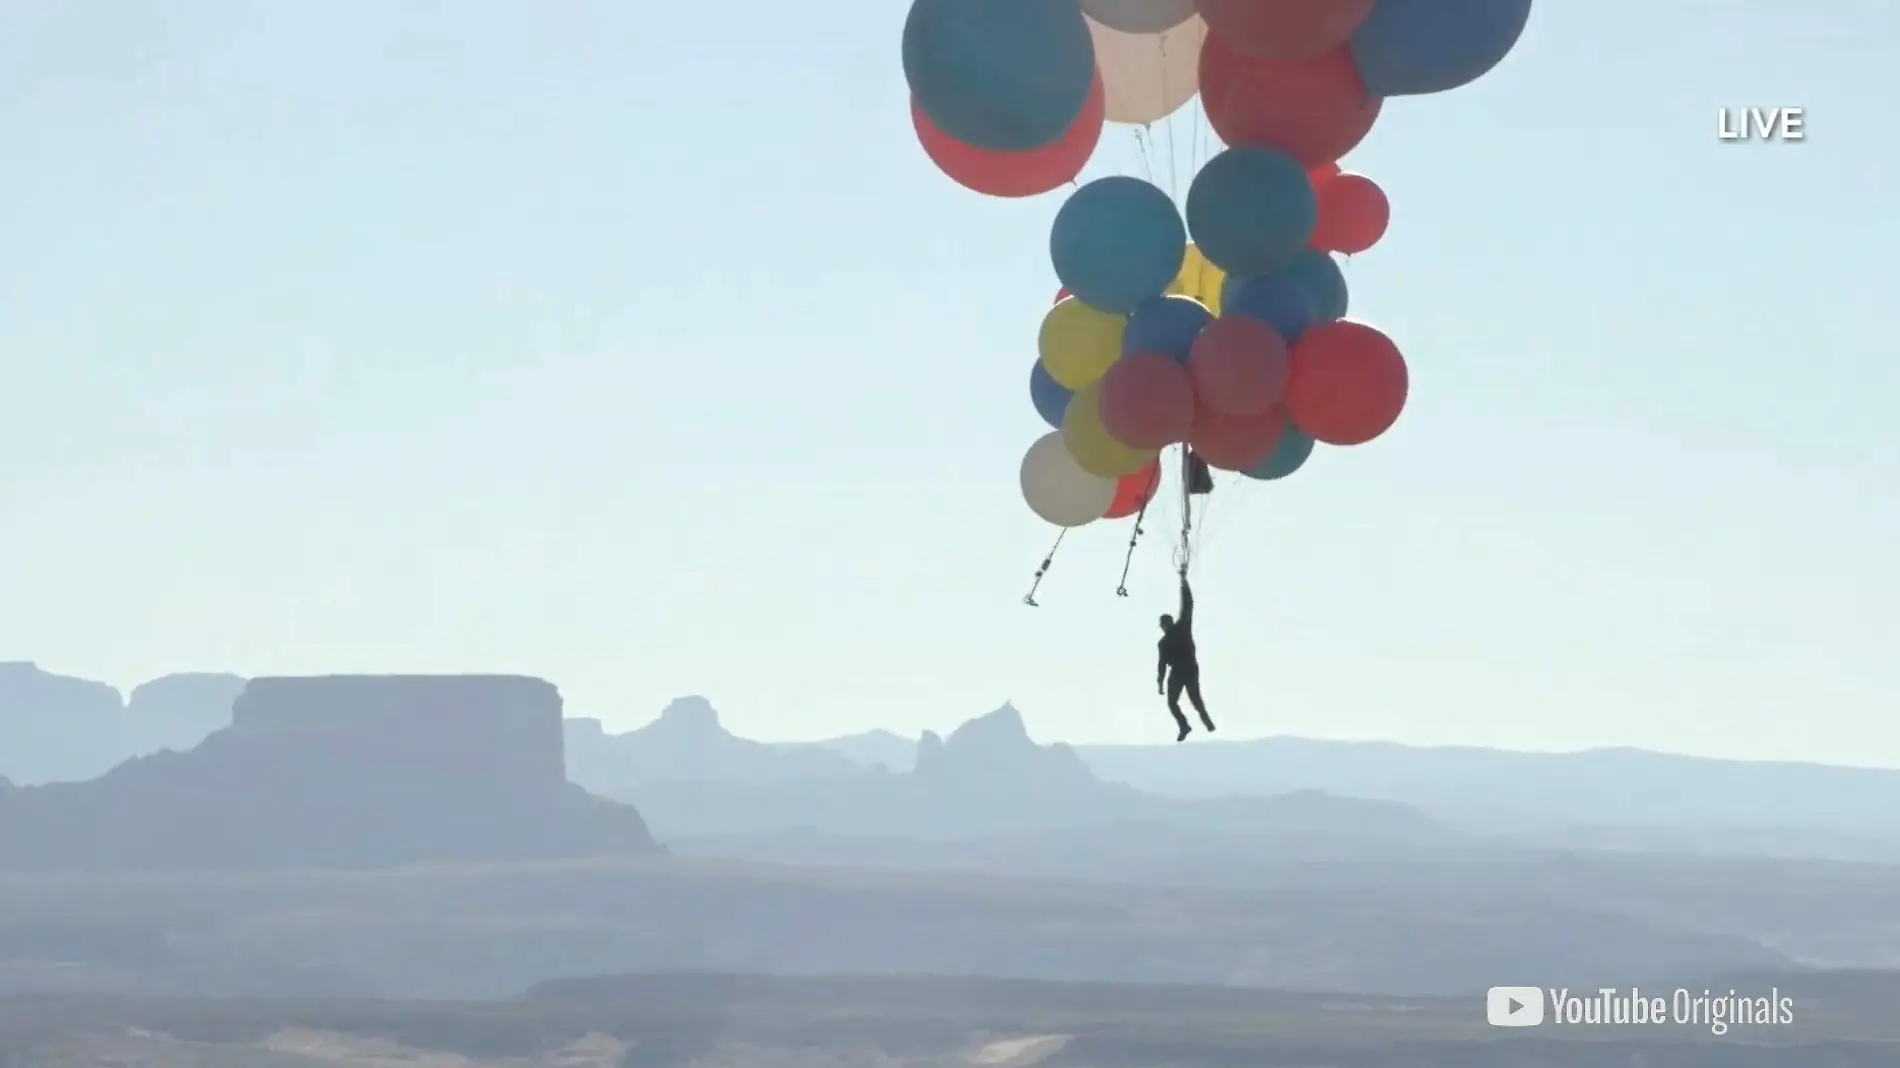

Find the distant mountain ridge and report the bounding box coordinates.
[598,701,1451,847]
[0,663,244,784]
[0,674,658,871]
[783,727,916,770]
[1071,737,1900,841]
[565,696,863,789]
[17,662,1900,860]
[569,697,1900,862]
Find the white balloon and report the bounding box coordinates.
[1087,15,1207,125]
[1020,432,1116,527]
[1080,0,1196,36]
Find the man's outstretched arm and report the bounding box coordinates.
[1178,574,1193,626]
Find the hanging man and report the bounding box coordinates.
[1156,568,1214,742]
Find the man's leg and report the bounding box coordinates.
[1165,673,1191,742]
[1183,672,1214,731]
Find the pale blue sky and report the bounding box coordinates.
[3,2,1893,761]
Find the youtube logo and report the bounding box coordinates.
[1486,986,1545,1027]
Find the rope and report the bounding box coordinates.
[1132,127,1155,186]
[1113,462,1164,597]
[1021,529,1065,606]
[1175,446,1194,577]
[1155,36,1170,197]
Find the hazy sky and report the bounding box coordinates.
[3,2,1894,762]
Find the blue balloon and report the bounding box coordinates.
[1122,295,1212,364]
[1222,274,1316,345]
[1244,425,1315,481]
[1284,250,1349,323]
[902,0,1096,152]
[1185,147,1316,277]
[1029,360,1072,429]
[1051,177,1187,315]
[1350,0,1533,97]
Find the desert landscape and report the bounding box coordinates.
[2,670,1900,1063]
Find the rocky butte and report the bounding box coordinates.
[0,661,124,783]
[0,674,660,871]
[0,663,248,783]
[565,695,862,788]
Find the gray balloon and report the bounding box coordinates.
[1080,0,1197,36]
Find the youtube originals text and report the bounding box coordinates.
[1548,987,1794,1035]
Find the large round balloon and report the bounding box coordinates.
[910,73,1104,197]
[1062,380,1158,476]
[1350,0,1533,97]
[1087,15,1206,125]
[1021,431,1117,526]
[1284,249,1349,321]
[1194,0,1374,60]
[1222,272,1316,344]
[1198,36,1382,169]
[903,0,1097,152]
[1102,459,1163,518]
[1243,421,1314,480]
[1189,314,1288,415]
[1284,320,1407,445]
[1185,146,1315,277]
[1082,0,1196,34]
[1029,359,1073,429]
[1039,297,1127,389]
[1122,295,1212,364]
[1167,243,1226,313]
[1098,353,1196,448]
[1190,405,1286,470]
[1311,173,1389,254]
[1051,176,1187,314]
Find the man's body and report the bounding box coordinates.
[1157,573,1214,742]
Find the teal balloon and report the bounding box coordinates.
[1051,177,1187,315]
[1244,425,1314,481]
[902,0,1096,152]
[1285,251,1348,322]
[1222,273,1315,344]
[1029,360,1072,429]
[1122,295,1211,364]
[1350,0,1533,97]
[1185,147,1316,277]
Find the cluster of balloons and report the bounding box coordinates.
[901,0,1532,528]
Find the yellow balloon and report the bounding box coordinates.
[1061,381,1156,478]
[1167,244,1225,314]
[1038,298,1126,389]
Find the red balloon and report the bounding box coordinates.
[1188,315,1288,415]
[1314,159,1345,197]
[1190,405,1286,471]
[911,73,1104,198]
[1198,36,1381,169]
[1102,461,1161,519]
[1311,172,1389,253]
[1194,0,1375,60]
[1098,353,1196,449]
[1054,287,1070,304]
[1284,321,1407,445]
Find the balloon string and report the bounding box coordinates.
[1159,35,1178,198]
[1170,442,1185,573]
[1114,463,1164,597]
[1022,530,1065,607]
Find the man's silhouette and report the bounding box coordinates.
[1157,571,1213,742]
